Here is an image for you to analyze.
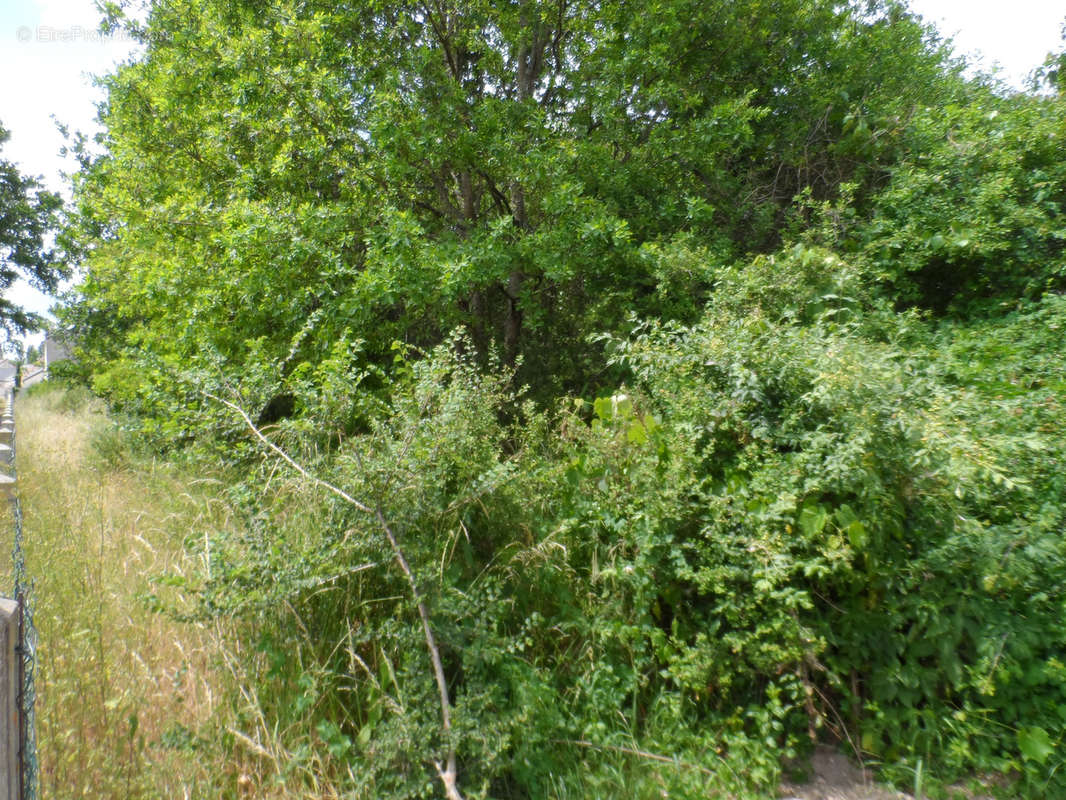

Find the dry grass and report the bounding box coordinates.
[7,385,238,799]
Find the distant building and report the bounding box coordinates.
[42,337,72,373]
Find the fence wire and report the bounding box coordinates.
[6,394,37,800]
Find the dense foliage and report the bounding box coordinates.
[67,0,969,413]
[59,0,1066,796]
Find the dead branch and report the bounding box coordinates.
[207,392,464,800]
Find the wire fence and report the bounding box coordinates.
[5,392,37,800]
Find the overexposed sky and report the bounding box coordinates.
[1,0,138,190]
[1,0,139,344]
[1,0,1064,341]
[909,0,1064,86]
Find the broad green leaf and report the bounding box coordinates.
[627,420,648,444]
[593,396,613,422]
[1018,726,1054,764]
[846,520,867,550]
[798,505,828,537]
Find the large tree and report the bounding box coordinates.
[67,0,958,427]
[0,123,64,341]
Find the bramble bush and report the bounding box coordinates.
[857,92,1066,314]
[180,246,1066,797]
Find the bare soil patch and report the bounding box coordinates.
[780,746,910,800]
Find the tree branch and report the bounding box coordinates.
[206,392,464,800]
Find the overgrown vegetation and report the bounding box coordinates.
[41,0,1066,796]
[10,384,237,798]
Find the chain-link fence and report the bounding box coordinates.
[4,393,37,800]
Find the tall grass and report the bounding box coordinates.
[3,384,458,800]
[6,384,235,798]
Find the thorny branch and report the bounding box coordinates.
[206,392,464,800]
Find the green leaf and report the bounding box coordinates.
[593,396,613,422]
[1018,725,1054,764]
[798,504,828,537]
[846,520,867,550]
[626,420,647,444]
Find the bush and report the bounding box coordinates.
[184,246,1066,796]
[603,251,1066,791]
[859,92,1066,313]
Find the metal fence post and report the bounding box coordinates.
[3,394,35,800]
[0,597,18,800]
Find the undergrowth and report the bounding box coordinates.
[11,284,1066,799]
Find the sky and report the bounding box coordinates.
[909,0,1064,84]
[1,0,1064,349]
[1,0,140,349]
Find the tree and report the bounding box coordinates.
[0,122,65,342]
[66,0,958,428]
[1034,22,1066,94]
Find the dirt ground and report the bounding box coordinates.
[779,747,1001,800]
[779,746,911,800]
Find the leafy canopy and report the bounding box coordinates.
[65,0,961,421]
